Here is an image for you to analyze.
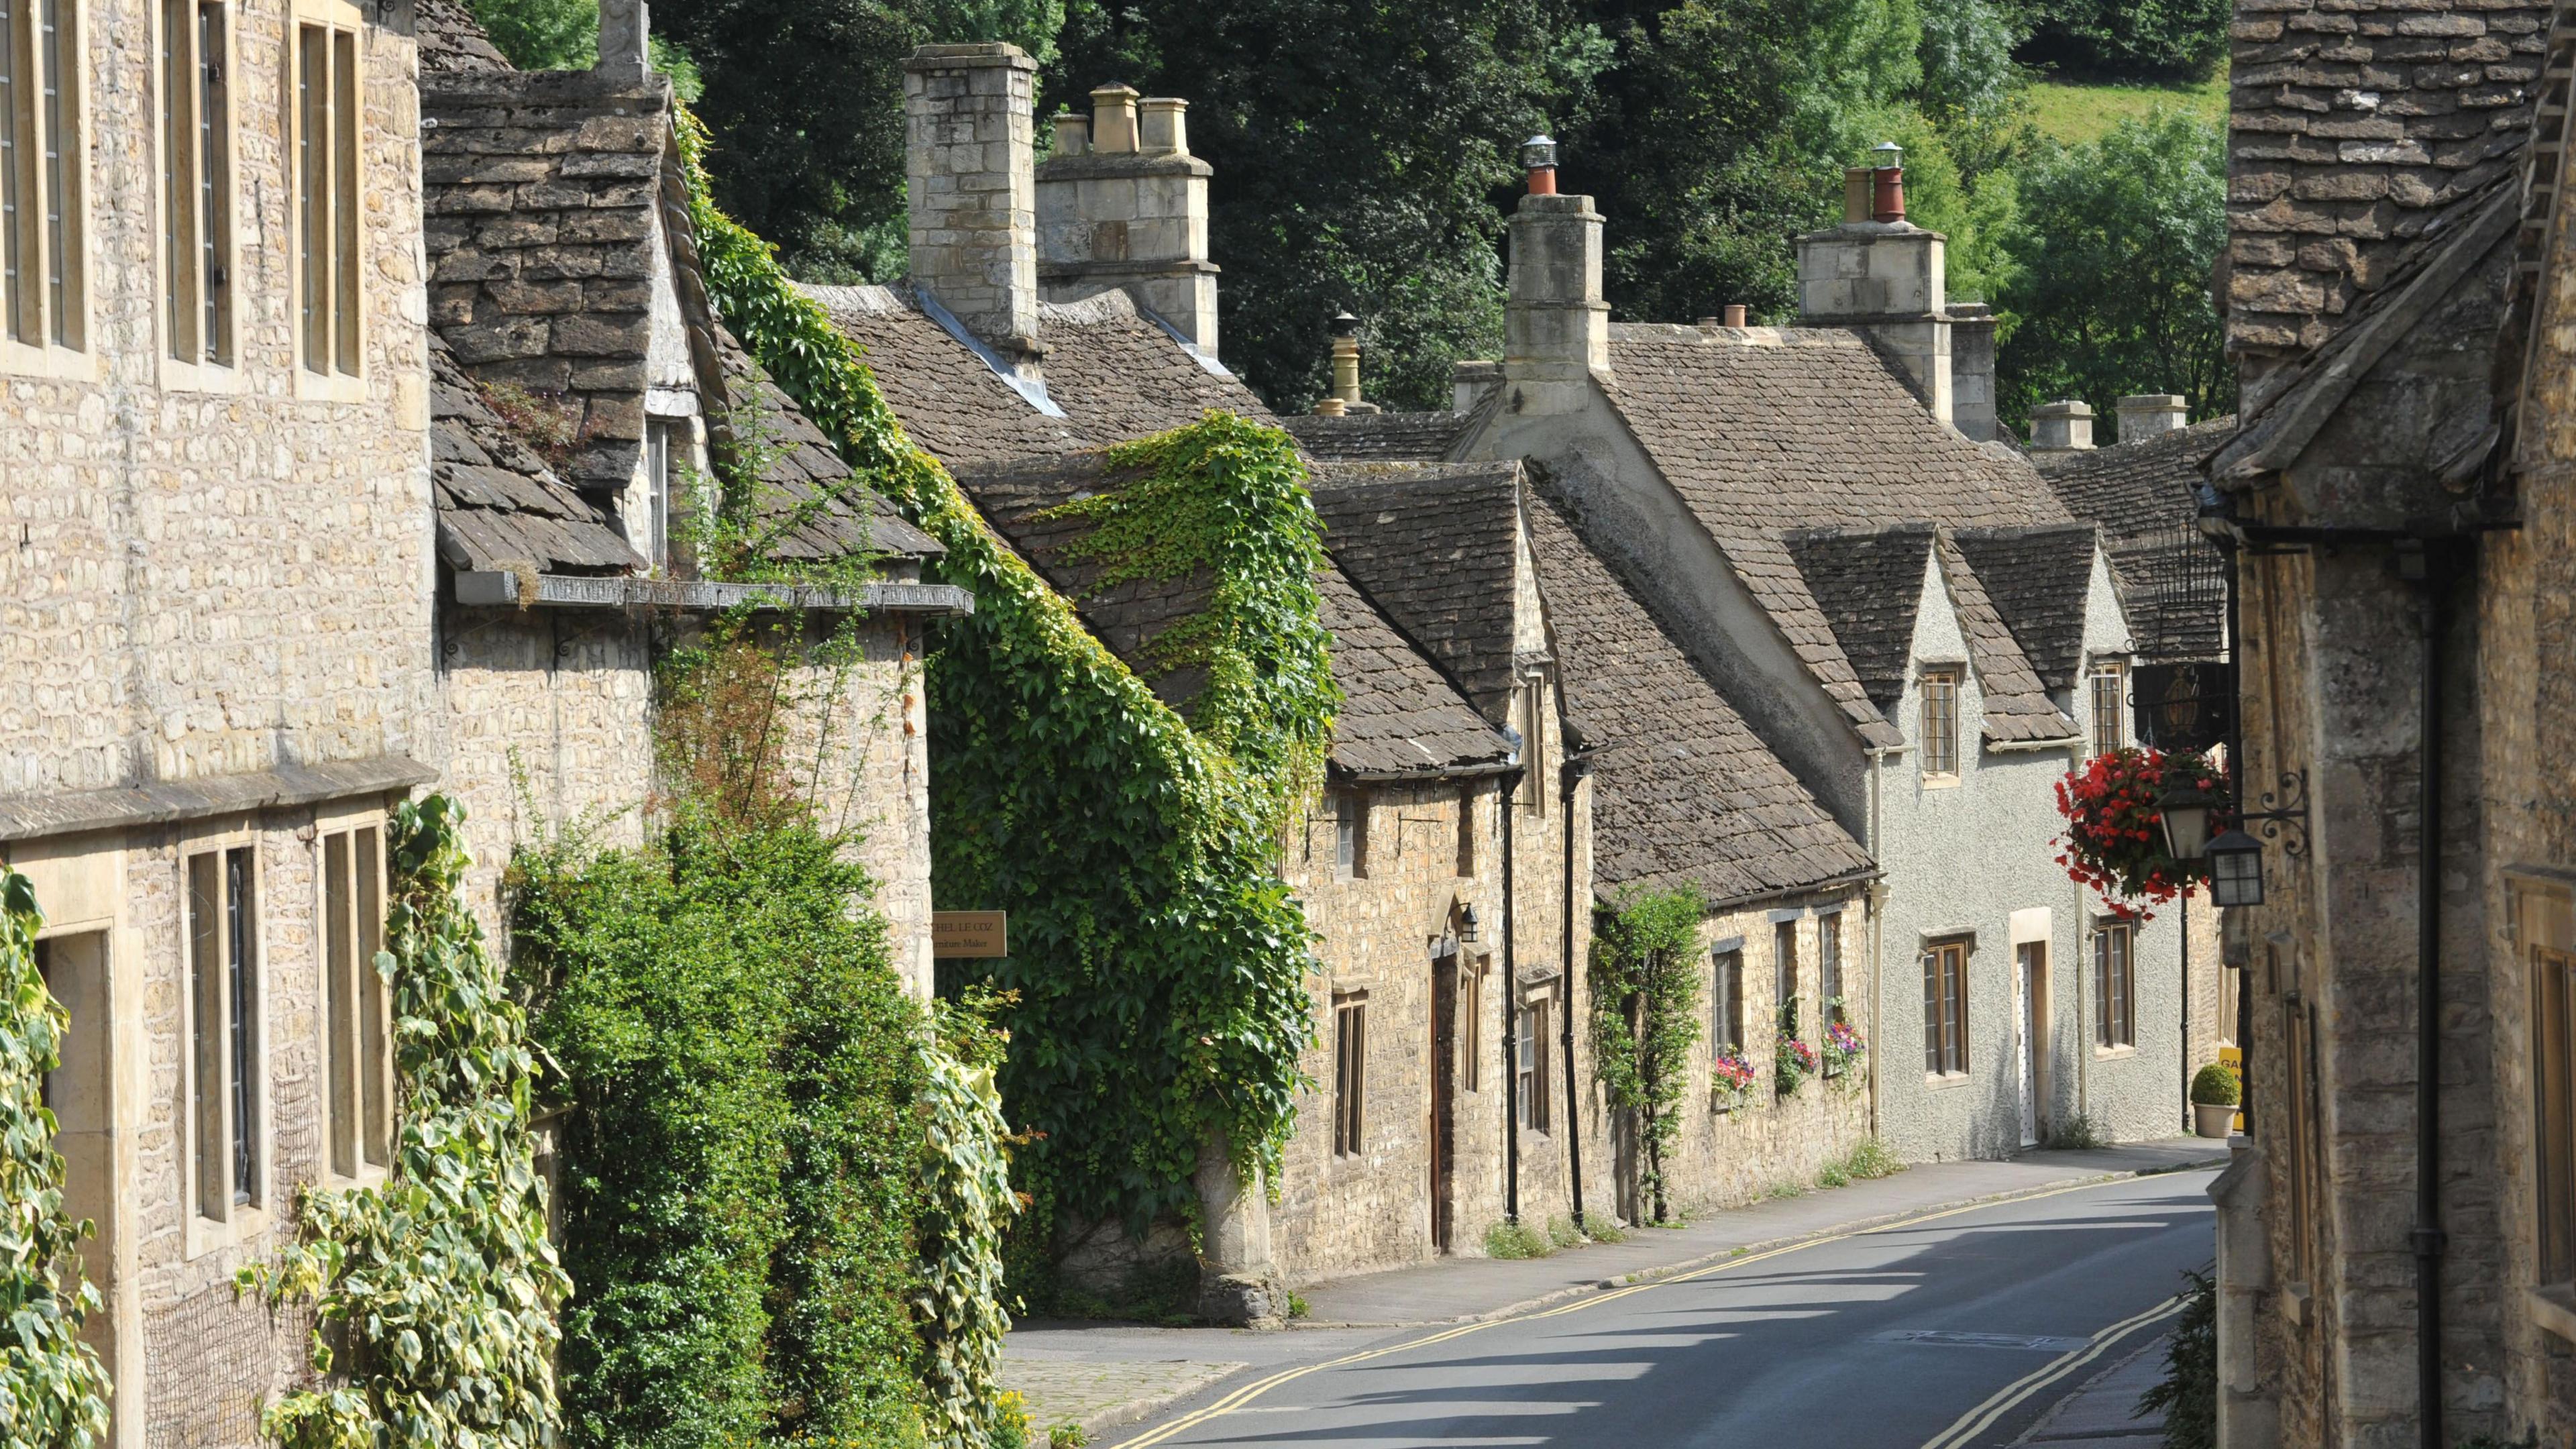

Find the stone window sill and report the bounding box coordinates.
[1921,773,1962,791]
[2528,1284,2576,1345]
[1925,1070,1975,1091]
[2094,1044,2137,1061]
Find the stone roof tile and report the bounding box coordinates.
[1951,523,2103,690]
[1283,411,1474,464]
[1308,462,1526,721]
[1525,485,1874,905]
[429,332,641,576]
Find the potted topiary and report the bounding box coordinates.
[2190,1061,2241,1138]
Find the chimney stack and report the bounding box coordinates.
[1036,84,1220,352]
[1452,359,1501,415]
[1794,144,1952,428]
[1324,311,1378,413]
[904,44,1043,374]
[598,0,649,82]
[2114,394,2189,442]
[2029,399,2096,454]
[1949,303,1997,443]
[1504,135,1608,415]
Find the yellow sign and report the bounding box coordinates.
[932,910,1008,958]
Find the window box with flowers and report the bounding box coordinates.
[1820,1013,1866,1090]
[2054,747,2231,921]
[1776,1000,1817,1099]
[1712,1048,1756,1113]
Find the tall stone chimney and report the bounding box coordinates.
[904,44,1042,374]
[2029,399,2096,455]
[597,0,649,82]
[2114,394,2188,442]
[1948,304,1996,443]
[1035,85,1220,352]
[1794,146,1955,429]
[1503,136,1608,415]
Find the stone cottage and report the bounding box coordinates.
[806,43,1603,1293]
[0,1,437,1444]
[1436,158,2191,1161]
[2198,0,2573,1438]
[414,0,963,992]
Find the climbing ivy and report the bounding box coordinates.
[1590,888,1704,1224]
[678,110,1331,1236]
[914,1010,1018,1448]
[0,869,112,1449]
[237,794,570,1449]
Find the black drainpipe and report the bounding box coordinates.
[2404,540,2452,1449]
[1558,753,1595,1230]
[1501,764,1525,1225]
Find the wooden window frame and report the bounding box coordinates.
[0,0,93,378]
[1516,987,1552,1132]
[2510,870,2576,1327]
[1711,947,1743,1054]
[1334,791,1368,882]
[2088,661,2127,759]
[182,824,268,1254]
[1460,957,1485,1093]
[1819,910,1844,1022]
[1920,668,1961,780]
[157,0,237,388]
[2094,919,2136,1053]
[288,0,364,400]
[1923,936,1969,1078]
[1331,993,1366,1157]
[1774,918,1799,1012]
[1454,786,1477,877]
[318,814,392,1183]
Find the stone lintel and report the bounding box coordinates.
[0,756,440,844]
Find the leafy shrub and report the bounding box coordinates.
[1580,1216,1626,1244]
[1484,1220,1554,1260]
[2047,1112,2110,1150]
[1839,1138,1906,1181]
[511,814,934,1448]
[0,869,113,1449]
[1547,1216,1584,1249]
[2136,1269,2216,1449]
[2018,0,2230,81]
[237,796,570,1449]
[2190,1062,2241,1107]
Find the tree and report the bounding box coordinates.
[2015,0,2229,81]
[1994,111,2231,438]
[1045,0,1603,411]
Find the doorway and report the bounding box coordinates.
[1430,945,1458,1252]
[36,932,117,1413]
[2015,941,2048,1147]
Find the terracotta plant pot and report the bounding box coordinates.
[2194,1102,2236,1138]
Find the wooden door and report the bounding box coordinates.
[1430,947,1458,1252]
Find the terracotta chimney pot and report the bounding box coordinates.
[1723,303,1748,328]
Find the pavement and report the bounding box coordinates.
[1000,1137,2226,1440]
[2012,1338,2171,1448]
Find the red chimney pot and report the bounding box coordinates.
[1872,166,1905,223]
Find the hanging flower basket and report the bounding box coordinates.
[2053,747,2231,922]
[1712,1049,1756,1112]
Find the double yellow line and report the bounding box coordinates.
[1916,1291,2187,1449]
[1110,1173,2175,1448]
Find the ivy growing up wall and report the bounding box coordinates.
[678,111,1336,1236]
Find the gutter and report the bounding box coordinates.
[455,571,975,615]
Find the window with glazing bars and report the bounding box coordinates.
[1923,938,1967,1075]
[1332,996,1365,1156]
[1460,961,1484,1092]
[296,20,359,375]
[0,0,84,347]
[1711,948,1743,1053]
[188,845,260,1218]
[2090,664,2127,758]
[1334,792,1366,881]
[1516,996,1550,1130]
[2094,922,2135,1049]
[1921,670,1960,775]
[162,0,231,363]
[1820,913,1843,1021]
[322,824,390,1178]
[1774,920,1799,1009]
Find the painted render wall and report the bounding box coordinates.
[1870,549,2187,1163]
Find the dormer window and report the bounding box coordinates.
[2089,661,2127,757]
[1921,668,1960,777]
[645,418,678,572]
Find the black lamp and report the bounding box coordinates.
[2204,829,2266,908]
[2157,780,2216,863]
[1458,904,1481,943]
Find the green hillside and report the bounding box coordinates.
[2028,70,2229,146]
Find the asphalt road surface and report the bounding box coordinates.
[1110,1168,2216,1449]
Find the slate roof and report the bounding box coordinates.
[1595,324,2073,749]
[420,67,678,494]
[2036,419,2233,663]
[1783,526,1934,710]
[417,0,513,74]
[1307,463,1527,721]
[1036,290,1275,445]
[948,451,1509,778]
[1951,523,2102,690]
[1935,535,2077,743]
[431,332,641,576]
[1523,486,1872,905]
[1283,411,1474,464]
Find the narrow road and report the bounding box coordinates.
[1111,1169,2214,1448]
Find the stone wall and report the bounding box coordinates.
[0,6,434,1445]
[1273,701,1608,1281]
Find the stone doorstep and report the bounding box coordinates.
[1290,1146,2231,1330]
